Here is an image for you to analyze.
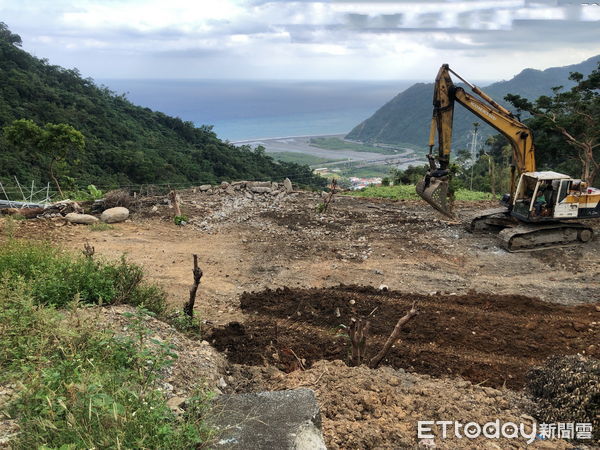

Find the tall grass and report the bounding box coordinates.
[0,284,213,448]
[0,240,214,448]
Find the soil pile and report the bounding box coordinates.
[208,285,599,389]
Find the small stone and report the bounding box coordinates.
[378,284,388,291]
[166,396,186,410]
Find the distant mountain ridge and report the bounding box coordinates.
[346,55,600,151]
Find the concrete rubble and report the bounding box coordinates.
[210,388,326,449]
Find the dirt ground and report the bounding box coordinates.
[2,187,599,448]
[207,285,599,390]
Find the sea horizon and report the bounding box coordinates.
[97,79,420,142]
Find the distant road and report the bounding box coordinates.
[234,134,423,169]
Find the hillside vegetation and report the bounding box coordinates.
[0,24,324,191]
[0,238,213,448]
[347,56,600,150]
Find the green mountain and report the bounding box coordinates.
[0,24,324,191]
[346,55,600,151]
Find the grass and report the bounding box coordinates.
[268,151,343,166]
[310,136,401,155]
[339,165,392,178]
[345,184,494,201]
[89,222,113,232]
[0,240,214,448]
[0,239,166,314]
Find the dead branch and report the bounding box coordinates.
[183,254,203,317]
[322,178,338,213]
[349,317,370,366]
[168,190,182,217]
[82,241,95,259]
[368,302,418,369]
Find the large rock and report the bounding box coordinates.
[100,207,129,223]
[199,184,212,192]
[65,213,99,225]
[283,178,293,193]
[251,186,272,194]
[211,389,326,449]
[248,181,272,188]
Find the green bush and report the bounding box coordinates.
[0,284,213,448]
[0,240,166,314]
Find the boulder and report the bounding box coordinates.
[199,184,212,192]
[251,187,272,194]
[249,181,272,188]
[283,178,293,193]
[211,389,326,449]
[65,213,99,225]
[101,207,129,223]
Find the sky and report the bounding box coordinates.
[1,0,599,81]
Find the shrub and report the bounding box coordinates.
[104,189,134,209]
[174,214,188,226]
[0,240,166,314]
[527,355,599,442]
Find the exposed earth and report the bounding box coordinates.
[2,186,599,448]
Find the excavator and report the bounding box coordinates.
[416,64,599,251]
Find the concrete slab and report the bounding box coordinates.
[211,388,326,449]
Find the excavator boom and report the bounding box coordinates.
[417,64,536,216]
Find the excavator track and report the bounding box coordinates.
[467,207,514,233]
[498,222,594,252]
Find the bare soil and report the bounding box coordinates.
[207,285,599,390]
[2,187,599,448]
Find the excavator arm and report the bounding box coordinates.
[417,64,536,217]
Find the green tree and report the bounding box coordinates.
[0,22,22,47]
[505,63,600,184]
[4,119,85,196]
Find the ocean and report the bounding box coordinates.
[98,79,417,142]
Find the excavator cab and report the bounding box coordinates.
[511,171,594,222]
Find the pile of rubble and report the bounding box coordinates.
[195,178,294,198]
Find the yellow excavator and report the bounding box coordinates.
[416,64,599,251]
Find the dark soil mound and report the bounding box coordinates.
[207,285,599,389]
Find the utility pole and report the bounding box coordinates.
[469,122,480,190]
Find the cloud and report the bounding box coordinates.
[0,0,598,79]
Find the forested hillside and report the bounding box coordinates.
[346,56,600,150]
[0,24,324,191]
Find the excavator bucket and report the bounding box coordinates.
[416,176,454,218]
